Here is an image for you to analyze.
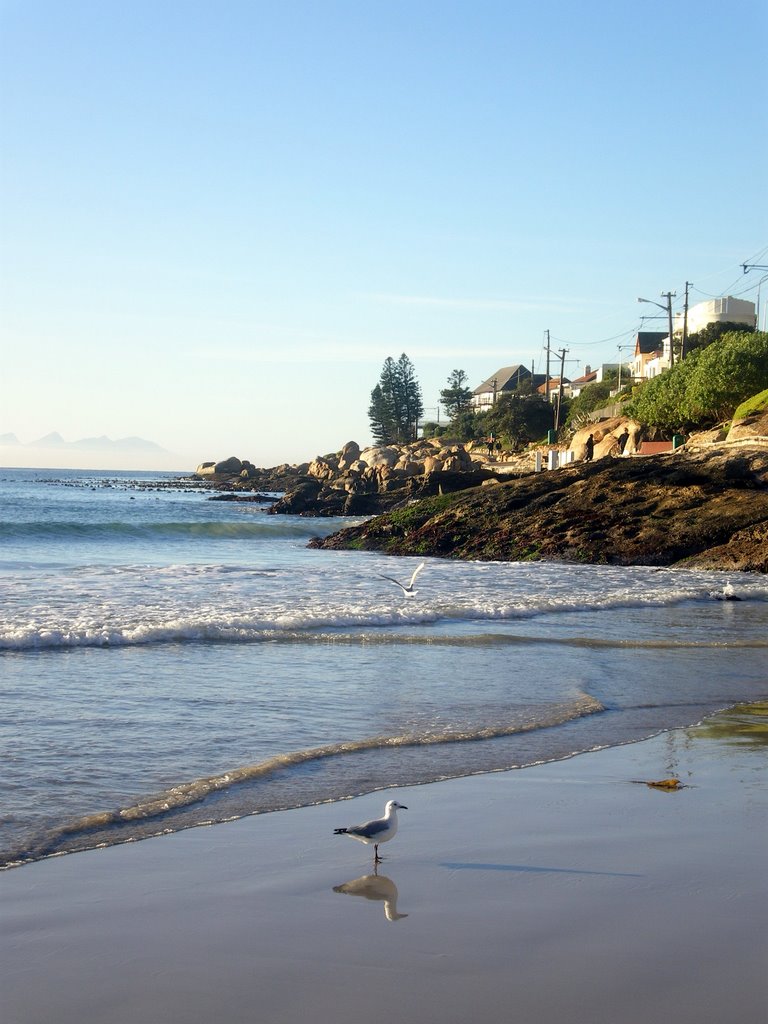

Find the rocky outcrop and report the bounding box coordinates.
[569,417,642,461]
[256,440,499,516]
[309,443,768,572]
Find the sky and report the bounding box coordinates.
[1,0,767,471]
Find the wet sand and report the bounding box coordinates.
[2,710,766,1024]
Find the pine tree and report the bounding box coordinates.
[368,353,424,443]
[440,368,473,420]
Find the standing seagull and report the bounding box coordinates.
[379,562,425,596]
[334,800,408,862]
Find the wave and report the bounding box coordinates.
[3,608,768,653]
[1,694,604,868]
[0,519,328,541]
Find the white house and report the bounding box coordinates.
[678,296,756,336]
[470,364,537,410]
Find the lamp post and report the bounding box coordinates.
[638,293,676,367]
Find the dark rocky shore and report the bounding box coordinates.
[308,443,768,573]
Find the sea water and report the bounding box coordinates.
[1,467,767,868]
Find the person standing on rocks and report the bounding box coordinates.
[584,434,594,462]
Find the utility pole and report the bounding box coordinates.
[638,293,676,368]
[544,330,553,429]
[681,282,691,360]
[554,347,567,430]
[661,291,675,368]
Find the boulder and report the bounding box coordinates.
[214,456,243,476]
[570,418,642,461]
[360,446,399,469]
[308,458,335,481]
[195,462,216,477]
[267,479,323,514]
[422,455,444,474]
[338,440,361,470]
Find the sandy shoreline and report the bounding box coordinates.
[2,711,766,1024]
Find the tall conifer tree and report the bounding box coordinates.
[368,353,424,443]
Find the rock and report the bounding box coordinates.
[195,462,217,477]
[422,455,444,474]
[570,418,642,461]
[338,441,361,470]
[212,456,243,476]
[310,443,768,572]
[267,479,323,514]
[360,446,399,469]
[728,409,768,442]
[308,458,335,481]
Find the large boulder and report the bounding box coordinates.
[570,418,642,461]
[308,457,336,481]
[338,440,361,470]
[267,479,323,514]
[360,446,399,469]
[214,456,243,476]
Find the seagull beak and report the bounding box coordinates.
[400,804,408,810]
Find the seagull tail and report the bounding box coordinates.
[333,828,348,835]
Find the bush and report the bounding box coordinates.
[626,330,768,431]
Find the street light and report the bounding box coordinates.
[638,293,676,367]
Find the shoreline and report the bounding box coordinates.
[2,707,766,1024]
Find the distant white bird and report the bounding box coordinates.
[379,562,425,595]
[711,582,742,602]
[334,800,408,862]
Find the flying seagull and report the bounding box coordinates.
[379,562,425,595]
[334,800,408,862]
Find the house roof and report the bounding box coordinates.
[473,364,531,395]
[569,369,598,387]
[635,331,666,355]
[537,377,570,394]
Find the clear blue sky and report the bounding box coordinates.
[2,0,766,469]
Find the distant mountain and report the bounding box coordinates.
[2,432,170,454]
[71,435,169,453]
[30,431,68,448]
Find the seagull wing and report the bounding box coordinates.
[408,563,425,588]
[379,574,407,592]
[347,816,389,840]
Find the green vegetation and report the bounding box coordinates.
[626,330,768,432]
[685,319,755,356]
[566,374,632,427]
[439,369,473,420]
[434,369,553,448]
[368,353,425,444]
[479,390,553,448]
[732,389,768,422]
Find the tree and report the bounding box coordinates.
[479,392,552,448]
[685,320,755,356]
[368,383,396,444]
[626,330,768,431]
[368,353,424,444]
[440,369,473,420]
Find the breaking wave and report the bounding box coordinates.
[2,693,604,868]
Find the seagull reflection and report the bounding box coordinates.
[333,870,408,922]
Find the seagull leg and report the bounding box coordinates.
[374,844,382,863]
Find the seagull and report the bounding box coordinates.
[711,582,742,601]
[334,800,408,862]
[379,562,425,595]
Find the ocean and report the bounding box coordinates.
[1,466,767,869]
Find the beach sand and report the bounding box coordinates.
[2,709,766,1024]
